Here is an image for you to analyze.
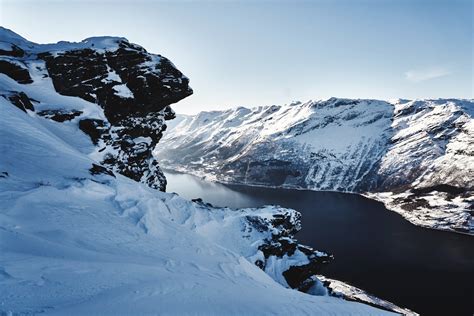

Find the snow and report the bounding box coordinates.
[0,26,128,55]
[101,65,122,83]
[155,98,393,191]
[112,83,134,98]
[0,60,105,120]
[0,93,393,314]
[366,190,474,233]
[318,276,418,316]
[0,27,34,49]
[139,54,163,75]
[133,136,152,145]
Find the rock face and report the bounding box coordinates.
[0,60,33,83]
[0,27,192,191]
[156,98,474,234]
[243,208,333,292]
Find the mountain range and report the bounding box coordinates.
[156,98,474,234]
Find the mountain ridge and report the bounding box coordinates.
[156,97,474,234]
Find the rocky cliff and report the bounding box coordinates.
[0,27,192,191]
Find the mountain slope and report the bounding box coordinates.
[0,28,408,315]
[155,98,474,234]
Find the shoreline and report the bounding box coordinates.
[163,166,474,237]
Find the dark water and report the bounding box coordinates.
[164,170,474,316]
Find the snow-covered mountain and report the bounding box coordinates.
[0,28,412,315]
[155,98,474,234]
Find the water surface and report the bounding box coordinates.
[165,170,474,315]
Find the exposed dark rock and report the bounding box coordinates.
[78,119,109,145]
[259,238,298,258]
[38,109,82,122]
[332,98,359,107]
[37,41,192,191]
[2,91,34,112]
[283,253,332,291]
[269,212,300,233]
[191,198,214,207]
[245,216,270,233]
[400,198,431,212]
[89,163,115,177]
[254,259,265,270]
[39,45,192,124]
[0,44,25,57]
[37,49,105,103]
[247,211,333,294]
[0,60,33,84]
[413,184,466,195]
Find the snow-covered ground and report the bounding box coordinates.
[155,98,474,234]
[0,27,408,315]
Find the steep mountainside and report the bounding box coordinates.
[0,27,191,191]
[0,28,410,315]
[155,98,474,234]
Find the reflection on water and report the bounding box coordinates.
[165,170,474,316]
[165,170,267,208]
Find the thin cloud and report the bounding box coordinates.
[405,67,451,83]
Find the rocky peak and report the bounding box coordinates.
[0,27,192,191]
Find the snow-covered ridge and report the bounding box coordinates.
[0,25,132,55]
[155,98,474,234]
[0,29,406,314]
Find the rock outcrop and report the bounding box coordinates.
[0,27,192,190]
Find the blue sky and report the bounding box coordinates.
[1,0,472,114]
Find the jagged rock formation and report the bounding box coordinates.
[0,27,192,191]
[156,98,474,234]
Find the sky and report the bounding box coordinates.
[1,0,472,114]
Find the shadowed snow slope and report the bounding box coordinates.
[155,98,474,234]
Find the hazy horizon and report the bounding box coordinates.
[1,0,472,114]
